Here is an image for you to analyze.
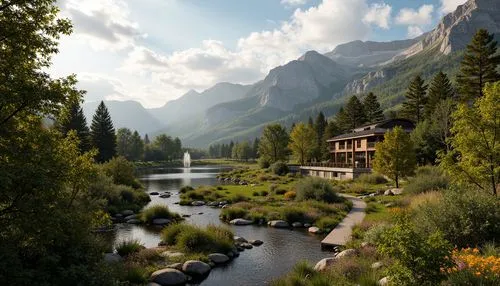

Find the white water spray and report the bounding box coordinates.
[183,151,191,168]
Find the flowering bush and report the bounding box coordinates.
[448,248,500,279]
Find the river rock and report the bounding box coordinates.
[182,260,211,276]
[384,189,394,196]
[160,194,171,198]
[182,214,191,218]
[207,202,219,207]
[152,218,171,225]
[371,261,384,270]
[226,251,234,259]
[150,192,159,195]
[249,239,263,246]
[191,201,205,206]
[122,210,134,216]
[379,277,389,286]
[114,214,123,219]
[304,223,312,228]
[314,257,337,271]
[166,263,183,271]
[230,218,253,225]
[390,188,403,195]
[336,249,357,258]
[124,214,138,220]
[240,242,253,249]
[150,268,187,286]
[292,222,303,228]
[126,219,141,224]
[234,236,248,243]
[308,226,322,234]
[103,253,122,263]
[268,220,289,228]
[208,253,230,264]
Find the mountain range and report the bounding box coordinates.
[83,0,500,148]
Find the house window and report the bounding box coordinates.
[356,139,361,148]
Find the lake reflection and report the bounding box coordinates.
[113,166,334,286]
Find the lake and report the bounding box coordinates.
[112,166,334,286]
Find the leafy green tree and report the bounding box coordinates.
[90,101,117,163]
[411,120,441,165]
[154,134,174,161]
[363,92,385,123]
[130,131,144,161]
[144,134,150,145]
[259,124,289,163]
[401,75,428,123]
[252,137,260,159]
[373,126,416,188]
[457,29,500,102]
[425,71,454,118]
[116,128,133,160]
[57,100,91,153]
[431,99,454,152]
[313,111,327,160]
[337,96,367,131]
[232,141,252,161]
[288,123,316,165]
[440,82,500,195]
[322,120,340,160]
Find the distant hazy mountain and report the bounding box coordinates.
[149,82,251,125]
[83,100,165,135]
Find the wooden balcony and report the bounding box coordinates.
[302,162,372,169]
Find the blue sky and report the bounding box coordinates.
[51,0,468,107]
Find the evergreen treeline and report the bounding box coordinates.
[208,138,259,161]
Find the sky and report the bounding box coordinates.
[50,0,468,108]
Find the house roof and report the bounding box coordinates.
[327,128,387,141]
[327,118,415,142]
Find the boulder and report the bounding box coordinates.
[371,261,384,270]
[336,249,357,258]
[126,219,141,224]
[314,257,337,271]
[114,214,123,219]
[182,260,211,276]
[182,214,191,218]
[240,242,253,249]
[150,268,187,286]
[379,277,389,286]
[122,210,134,216]
[268,220,289,228]
[152,218,171,225]
[234,236,248,243]
[385,202,395,208]
[159,194,171,198]
[166,263,183,271]
[304,223,312,228]
[308,226,322,234]
[292,222,303,228]
[384,189,394,196]
[390,188,403,195]
[249,239,263,246]
[124,214,138,220]
[191,201,205,206]
[208,253,230,264]
[226,251,234,259]
[150,192,160,195]
[103,253,122,263]
[230,218,253,225]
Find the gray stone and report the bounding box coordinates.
[166,263,183,271]
[308,226,322,234]
[208,253,230,264]
[240,242,253,249]
[160,194,171,198]
[389,188,403,195]
[103,253,122,263]
[191,201,205,206]
[379,277,389,286]
[249,239,263,246]
[152,218,171,225]
[385,202,395,208]
[226,251,234,259]
[150,268,187,286]
[182,260,211,276]
[268,220,289,228]
[122,210,134,216]
[314,257,337,271]
[292,222,303,228]
[230,218,253,225]
[371,261,384,270]
[114,214,123,219]
[336,249,357,258]
[126,219,141,224]
[150,192,160,195]
[234,236,248,243]
[384,189,394,196]
[304,223,312,228]
[124,214,138,220]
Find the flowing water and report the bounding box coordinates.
[112,166,334,286]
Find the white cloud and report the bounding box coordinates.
[396,4,434,26]
[280,0,308,6]
[363,3,392,29]
[61,0,145,50]
[407,25,424,38]
[440,0,468,14]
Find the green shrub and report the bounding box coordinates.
[220,207,248,221]
[260,190,269,196]
[295,177,343,203]
[270,161,289,176]
[365,202,380,214]
[275,189,287,195]
[269,184,278,192]
[271,261,333,285]
[102,156,142,189]
[140,205,180,224]
[258,157,270,169]
[413,189,500,248]
[405,169,449,194]
[123,264,148,284]
[252,191,259,196]
[161,224,234,254]
[229,194,247,203]
[315,217,340,230]
[357,173,388,184]
[444,269,500,286]
[216,186,224,190]
[284,191,296,200]
[179,186,194,193]
[280,207,307,223]
[116,239,145,257]
[363,223,392,245]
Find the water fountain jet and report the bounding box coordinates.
[183,151,191,168]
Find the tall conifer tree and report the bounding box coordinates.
[425,71,455,118]
[58,101,91,153]
[363,92,385,123]
[457,29,500,101]
[401,75,428,123]
[337,96,367,131]
[90,101,117,163]
[314,111,327,160]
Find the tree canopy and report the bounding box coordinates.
[90,101,117,163]
[363,92,385,124]
[259,124,289,163]
[289,123,316,165]
[401,75,428,123]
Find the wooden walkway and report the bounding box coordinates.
[321,195,367,249]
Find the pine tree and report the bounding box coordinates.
[363,92,385,123]
[58,101,91,153]
[401,75,428,123]
[337,96,367,131]
[252,137,260,159]
[457,29,500,102]
[425,71,455,118]
[130,131,144,161]
[314,111,327,160]
[308,116,314,127]
[90,101,117,163]
[322,121,340,160]
[144,134,150,145]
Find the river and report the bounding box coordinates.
[112,166,333,286]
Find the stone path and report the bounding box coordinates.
[321,195,367,249]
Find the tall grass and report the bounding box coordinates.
[357,173,388,184]
[116,239,145,257]
[405,166,449,194]
[161,224,234,254]
[294,177,343,203]
[140,205,181,224]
